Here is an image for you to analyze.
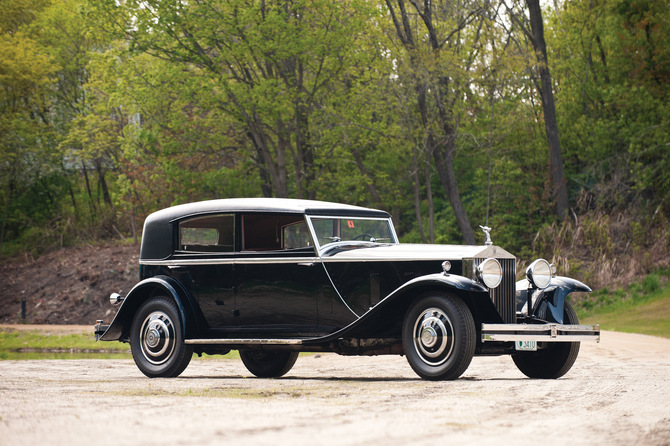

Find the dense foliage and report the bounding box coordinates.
[1,0,668,285]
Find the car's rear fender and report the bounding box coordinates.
[306,273,504,343]
[99,276,199,342]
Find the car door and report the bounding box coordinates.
[233,213,331,335]
[172,214,237,330]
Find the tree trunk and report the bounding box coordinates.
[386,0,477,245]
[416,83,476,245]
[425,152,435,244]
[352,148,383,207]
[246,114,288,198]
[95,161,113,208]
[296,103,316,200]
[432,143,476,244]
[81,161,96,216]
[129,194,138,245]
[412,146,428,244]
[526,0,569,219]
[69,186,77,212]
[0,183,11,257]
[247,131,274,198]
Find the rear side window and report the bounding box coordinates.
[179,214,234,252]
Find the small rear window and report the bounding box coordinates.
[179,214,234,252]
[181,227,218,245]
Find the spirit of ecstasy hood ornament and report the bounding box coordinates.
[479,225,493,246]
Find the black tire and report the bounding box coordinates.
[402,293,476,381]
[512,300,581,379]
[130,296,193,378]
[239,351,299,378]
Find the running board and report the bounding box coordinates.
[481,323,601,342]
[184,339,304,345]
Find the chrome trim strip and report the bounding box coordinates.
[140,257,319,266]
[142,256,474,265]
[481,323,601,343]
[319,256,459,262]
[235,257,318,265]
[184,338,303,345]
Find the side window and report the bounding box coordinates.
[241,213,311,251]
[283,221,311,249]
[179,214,234,253]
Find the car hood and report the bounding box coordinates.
[319,243,515,261]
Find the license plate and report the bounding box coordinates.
[515,340,537,351]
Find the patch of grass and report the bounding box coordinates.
[0,330,129,354]
[578,273,670,338]
[0,329,313,361]
[582,295,670,338]
[0,351,133,360]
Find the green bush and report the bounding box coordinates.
[642,275,661,294]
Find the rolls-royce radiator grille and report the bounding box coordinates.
[474,257,517,323]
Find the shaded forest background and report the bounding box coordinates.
[1,0,669,291]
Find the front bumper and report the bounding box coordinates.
[481,323,600,343]
[94,320,109,341]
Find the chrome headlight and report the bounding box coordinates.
[476,258,502,289]
[109,293,124,306]
[526,259,552,289]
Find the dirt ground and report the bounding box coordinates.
[0,244,138,325]
[1,331,669,446]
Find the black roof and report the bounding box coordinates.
[140,198,391,260]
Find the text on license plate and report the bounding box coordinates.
[515,341,537,351]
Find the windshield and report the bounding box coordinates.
[308,217,396,248]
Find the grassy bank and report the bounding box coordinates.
[575,270,670,339]
[0,328,241,361]
[0,329,130,360]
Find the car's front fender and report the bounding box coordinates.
[516,276,592,324]
[99,275,198,342]
[304,273,500,344]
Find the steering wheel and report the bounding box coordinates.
[353,233,375,241]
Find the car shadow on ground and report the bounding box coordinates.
[176,375,533,382]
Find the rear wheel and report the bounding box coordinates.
[239,351,299,378]
[130,296,193,378]
[512,301,580,379]
[402,293,476,381]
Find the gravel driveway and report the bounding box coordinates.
[1,331,669,446]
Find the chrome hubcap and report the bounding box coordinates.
[413,308,454,366]
[421,326,438,348]
[139,311,176,365]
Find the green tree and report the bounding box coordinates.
[91,0,377,200]
[0,21,56,254]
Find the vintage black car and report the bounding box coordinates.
[95,198,600,380]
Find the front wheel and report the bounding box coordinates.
[130,296,193,378]
[512,301,581,379]
[402,293,476,381]
[239,351,299,378]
